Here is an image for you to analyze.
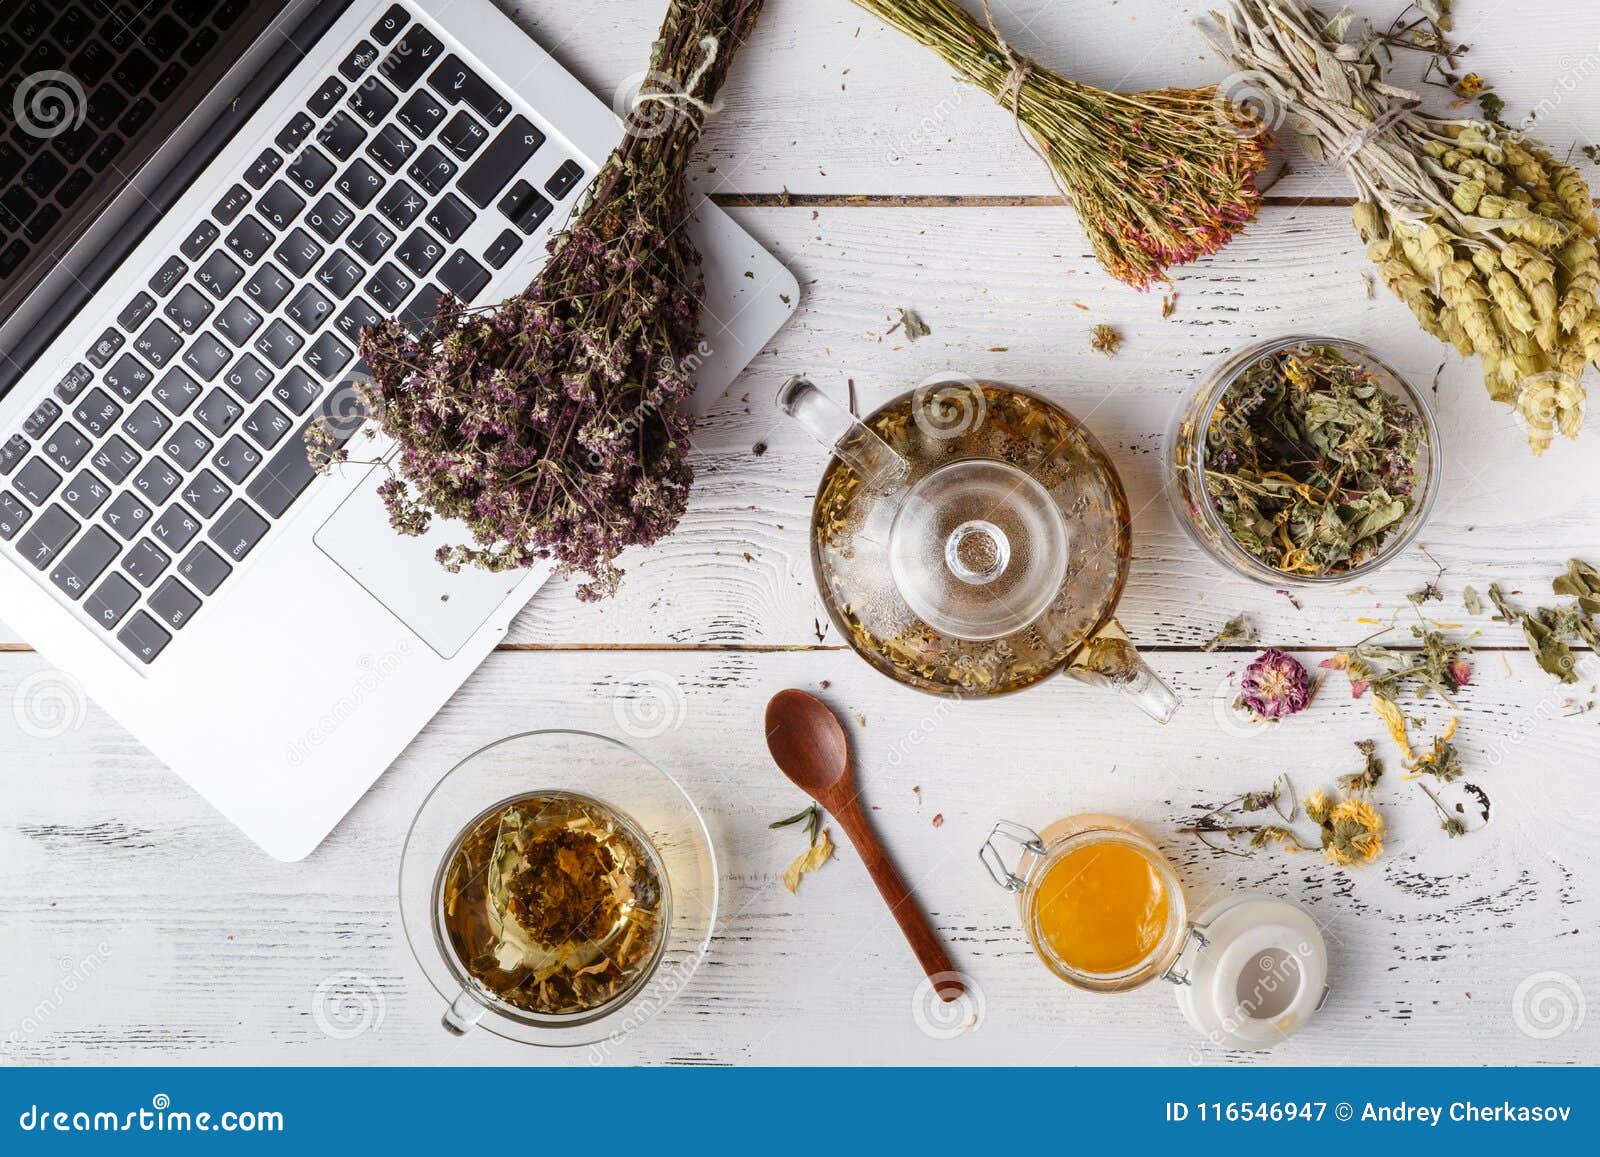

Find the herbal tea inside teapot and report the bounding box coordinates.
[778,376,1177,721]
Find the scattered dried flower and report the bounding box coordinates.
[1236,648,1312,720]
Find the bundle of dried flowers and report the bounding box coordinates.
[331,0,765,600]
[850,0,1272,289]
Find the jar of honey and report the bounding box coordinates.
[981,814,1329,1049]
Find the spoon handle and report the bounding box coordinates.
[832,798,964,1002]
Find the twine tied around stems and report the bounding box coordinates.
[1326,99,1419,167]
[633,35,724,123]
[979,0,1074,202]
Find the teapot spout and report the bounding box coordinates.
[776,376,911,492]
[1064,619,1180,725]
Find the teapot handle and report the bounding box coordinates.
[1064,618,1180,725]
[776,376,911,492]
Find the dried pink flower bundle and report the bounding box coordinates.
[1236,648,1312,721]
[327,0,766,601]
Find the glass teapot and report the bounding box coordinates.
[778,375,1177,721]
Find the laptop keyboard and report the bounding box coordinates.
[0,2,588,667]
[0,0,255,282]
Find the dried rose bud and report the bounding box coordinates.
[1237,648,1312,721]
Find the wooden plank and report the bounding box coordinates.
[0,647,1593,1065]
[502,0,1600,201]
[3,203,1595,649]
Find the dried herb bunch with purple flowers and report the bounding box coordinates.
[337,0,766,600]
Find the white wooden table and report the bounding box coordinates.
[3,0,1598,1066]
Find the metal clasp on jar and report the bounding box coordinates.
[979,820,1046,892]
[1160,923,1213,987]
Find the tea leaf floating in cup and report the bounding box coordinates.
[441,793,667,1017]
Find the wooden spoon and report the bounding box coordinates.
[764,688,964,1002]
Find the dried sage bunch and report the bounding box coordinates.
[852,0,1272,289]
[1201,0,1600,452]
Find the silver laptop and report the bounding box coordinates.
[0,0,798,859]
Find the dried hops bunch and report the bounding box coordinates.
[851,0,1271,289]
[340,0,765,600]
[1202,0,1600,453]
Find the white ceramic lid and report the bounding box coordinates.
[1171,893,1329,1051]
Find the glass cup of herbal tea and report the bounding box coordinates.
[1165,335,1442,585]
[399,730,717,1048]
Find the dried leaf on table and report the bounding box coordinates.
[783,828,836,894]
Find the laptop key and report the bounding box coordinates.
[257,180,306,231]
[214,436,263,485]
[223,355,274,402]
[247,421,323,518]
[86,573,140,629]
[212,184,251,225]
[50,526,120,601]
[484,228,522,270]
[14,458,62,505]
[304,333,354,382]
[350,77,400,128]
[306,195,355,243]
[245,148,284,190]
[365,262,414,311]
[182,469,231,519]
[152,368,202,415]
[164,284,214,334]
[275,112,315,154]
[121,401,172,450]
[197,250,246,298]
[103,355,153,403]
[0,491,31,540]
[275,228,325,278]
[349,216,396,262]
[1,435,28,476]
[397,227,444,276]
[438,111,489,161]
[195,390,244,437]
[256,320,306,369]
[179,543,233,595]
[54,363,95,405]
[117,610,171,664]
[103,491,152,540]
[43,424,92,471]
[86,329,125,369]
[210,500,270,564]
[428,55,512,125]
[149,577,202,630]
[132,458,181,506]
[335,297,383,344]
[382,25,443,90]
[164,424,214,472]
[243,401,293,451]
[148,255,188,297]
[308,75,348,118]
[426,192,476,242]
[214,299,264,347]
[439,250,491,300]
[121,539,172,588]
[133,320,183,369]
[378,180,425,229]
[244,263,293,310]
[183,333,232,382]
[371,5,407,44]
[318,110,367,162]
[23,399,62,439]
[397,90,445,139]
[407,147,456,196]
[16,504,78,570]
[336,159,386,208]
[286,285,334,334]
[274,367,322,414]
[151,506,201,551]
[62,471,111,517]
[117,294,157,331]
[459,116,544,208]
[365,123,414,173]
[17,504,78,570]
[286,146,336,195]
[90,437,140,485]
[341,40,380,81]
[0,492,30,540]
[225,216,273,264]
[545,159,585,200]
[400,284,446,336]
[319,254,372,302]
[73,388,123,438]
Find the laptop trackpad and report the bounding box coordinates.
[313,464,546,659]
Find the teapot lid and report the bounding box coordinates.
[888,458,1070,641]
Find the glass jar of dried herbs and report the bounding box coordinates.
[1166,337,1440,584]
